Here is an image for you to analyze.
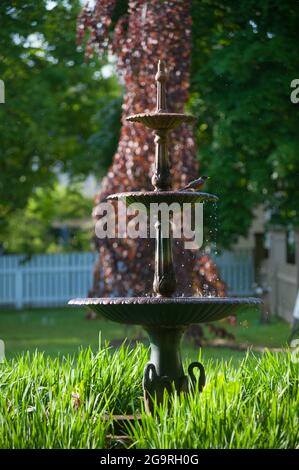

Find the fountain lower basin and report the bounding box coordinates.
[69,296,261,326]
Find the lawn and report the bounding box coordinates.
[0,305,291,363]
[0,347,298,448]
[0,306,297,449]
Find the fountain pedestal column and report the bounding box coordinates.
[143,326,205,413]
[153,214,177,297]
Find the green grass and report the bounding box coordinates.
[0,345,146,448]
[0,306,143,358]
[0,306,291,364]
[215,311,290,348]
[127,350,299,449]
[0,346,298,448]
[0,305,296,448]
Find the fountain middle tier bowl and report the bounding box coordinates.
[107,190,218,208]
[69,296,261,326]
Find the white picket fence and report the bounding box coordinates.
[0,250,254,309]
[0,252,95,309]
[215,250,254,296]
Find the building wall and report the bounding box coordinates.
[261,229,299,323]
[233,206,266,250]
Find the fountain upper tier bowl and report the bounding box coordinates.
[126,112,195,130]
[69,296,261,326]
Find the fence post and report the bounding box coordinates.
[15,267,23,309]
[295,230,299,291]
[268,226,286,316]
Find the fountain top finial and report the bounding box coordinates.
[155,60,167,113]
[126,61,195,128]
[155,60,166,78]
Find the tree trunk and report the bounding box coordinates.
[78,0,226,298]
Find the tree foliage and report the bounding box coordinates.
[190,0,299,246]
[0,0,121,242]
[1,0,298,256]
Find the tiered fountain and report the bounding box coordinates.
[70,61,261,413]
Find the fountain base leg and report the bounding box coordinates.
[143,326,205,413]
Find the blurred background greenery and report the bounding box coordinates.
[1,0,298,255]
[0,0,121,254]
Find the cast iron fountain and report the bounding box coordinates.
[70,61,261,413]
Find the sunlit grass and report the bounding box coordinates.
[0,344,146,448]
[127,350,299,449]
[0,345,298,449]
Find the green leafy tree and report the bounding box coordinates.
[4,182,93,254]
[190,0,299,246]
[0,0,121,246]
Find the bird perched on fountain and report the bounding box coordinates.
[179,175,209,192]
